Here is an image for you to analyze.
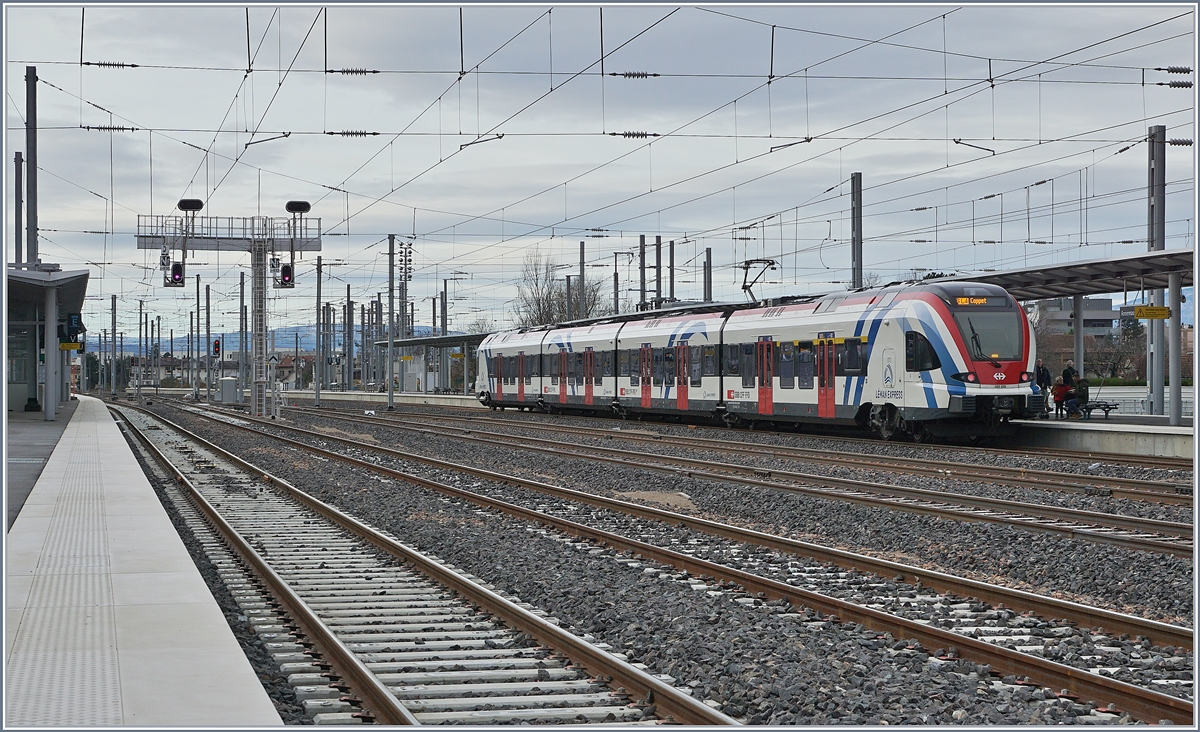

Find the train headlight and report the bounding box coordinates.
[951,372,979,383]
[1019,371,1033,382]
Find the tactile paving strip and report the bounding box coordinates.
[6,406,123,726]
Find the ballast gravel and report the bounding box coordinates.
[148,402,1185,723]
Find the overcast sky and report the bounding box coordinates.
[5,3,1195,343]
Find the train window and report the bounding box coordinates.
[486,355,495,380]
[905,331,941,372]
[844,338,864,374]
[652,348,664,386]
[602,351,613,378]
[510,356,518,384]
[550,351,560,384]
[690,346,702,386]
[629,350,639,386]
[740,343,756,389]
[779,342,795,389]
[796,342,814,389]
[724,343,740,376]
[663,348,675,386]
[576,352,585,386]
[593,352,603,386]
[702,345,717,376]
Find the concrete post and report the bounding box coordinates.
[387,236,394,409]
[1168,272,1182,425]
[205,285,212,402]
[137,300,143,401]
[565,275,573,322]
[579,240,586,318]
[1147,125,1166,414]
[1072,293,1084,379]
[669,239,675,303]
[654,235,662,308]
[613,252,619,314]
[14,152,22,265]
[110,294,117,398]
[25,66,38,264]
[345,284,353,390]
[43,285,56,420]
[704,247,713,302]
[851,172,863,289]
[639,234,646,310]
[315,255,322,406]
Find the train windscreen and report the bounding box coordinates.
[951,310,1022,361]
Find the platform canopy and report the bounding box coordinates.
[373,332,489,350]
[929,249,1193,301]
[7,267,90,320]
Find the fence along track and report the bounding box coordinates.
[281,406,1192,557]
[163,401,1193,724]
[114,404,735,726]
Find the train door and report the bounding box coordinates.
[756,338,774,416]
[516,352,526,402]
[639,346,652,408]
[495,354,503,401]
[584,349,595,406]
[817,339,835,418]
[676,343,689,411]
[559,350,568,403]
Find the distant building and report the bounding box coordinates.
[1036,297,1120,337]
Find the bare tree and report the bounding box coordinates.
[464,316,496,334]
[514,249,614,327]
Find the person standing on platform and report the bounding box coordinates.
[1062,359,1078,388]
[1035,358,1053,418]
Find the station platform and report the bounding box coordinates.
[5,395,282,726]
[1014,413,1194,460]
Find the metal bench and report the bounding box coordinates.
[1079,402,1119,419]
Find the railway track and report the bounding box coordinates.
[355,408,1191,503]
[280,406,1191,557]
[113,403,734,726]
[148,400,1194,723]
[310,397,1193,473]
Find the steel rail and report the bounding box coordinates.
[161,402,1194,724]
[174,402,1192,647]
[303,396,1194,472]
[111,405,420,725]
[118,403,736,726]
[333,407,1190,502]
[278,406,1191,556]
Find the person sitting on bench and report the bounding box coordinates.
[1066,378,1090,419]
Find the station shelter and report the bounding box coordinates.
[6,265,89,420]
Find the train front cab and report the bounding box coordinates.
[477,329,547,410]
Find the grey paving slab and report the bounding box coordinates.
[6,400,78,531]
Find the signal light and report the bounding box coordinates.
[275,262,295,288]
[164,261,186,287]
[1019,371,1034,383]
[212,340,221,357]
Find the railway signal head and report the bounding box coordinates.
[165,261,186,287]
[275,262,295,288]
[212,340,221,357]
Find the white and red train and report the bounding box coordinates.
[475,282,1044,440]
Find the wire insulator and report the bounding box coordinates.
[980,240,997,244]
[1158,80,1193,88]
[83,124,136,132]
[911,206,929,211]
[611,71,658,78]
[610,131,658,138]
[1032,179,1048,186]
[84,61,138,68]
[1169,138,1194,146]
[910,239,930,243]
[328,130,378,137]
[1156,66,1192,74]
[332,68,378,75]
[981,194,997,200]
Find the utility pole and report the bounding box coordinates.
[851,172,863,289]
[360,303,366,390]
[639,234,646,310]
[315,255,322,406]
[25,66,38,265]
[441,279,449,390]
[565,275,573,322]
[195,274,201,399]
[239,271,246,399]
[654,235,662,308]
[169,328,173,387]
[1147,125,1166,415]
[613,252,619,314]
[669,239,675,303]
[345,284,353,390]
[156,315,161,394]
[387,235,395,409]
[136,300,143,401]
[205,284,212,402]
[110,294,117,398]
[14,152,22,265]
[704,247,713,302]
[579,240,586,319]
